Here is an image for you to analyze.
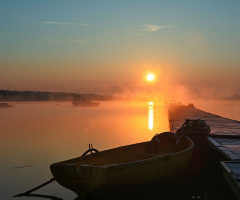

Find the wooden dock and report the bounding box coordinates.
[169,105,240,200]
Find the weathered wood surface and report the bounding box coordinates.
[207,137,240,160]
[213,138,240,159]
[221,161,240,200]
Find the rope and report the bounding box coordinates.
[81,143,99,157]
[13,143,99,199]
[13,178,58,199]
[14,193,63,200]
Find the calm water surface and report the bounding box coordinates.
[1,100,239,200]
[193,100,240,121]
[0,101,169,200]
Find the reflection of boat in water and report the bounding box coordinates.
[50,132,193,198]
[0,103,14,108]
[72,100,99,107]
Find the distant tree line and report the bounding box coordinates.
[230,94,240,100]
[0,90,112,101]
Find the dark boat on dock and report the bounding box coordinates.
[175,119,213,178]
[0,103,13,108]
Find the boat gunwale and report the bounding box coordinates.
[106,136,194,169]
[52,141,150,165]
[51,136,194,169]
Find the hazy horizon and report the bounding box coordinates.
[1,1,240,101]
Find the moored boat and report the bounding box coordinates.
[0,103,14,108]
[72,100,99,107]
[50,132,194,198]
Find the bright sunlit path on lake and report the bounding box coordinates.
[148,102,154,130]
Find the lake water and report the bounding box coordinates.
[1,100,239,200]
[193,100,240,122]
[0,101,170,200]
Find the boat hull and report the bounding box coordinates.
[50,136,193,198]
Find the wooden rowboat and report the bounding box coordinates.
[50,132,194,198]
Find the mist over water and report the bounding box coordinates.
[0,101,169,200]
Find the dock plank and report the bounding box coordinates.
[221,161,240,200]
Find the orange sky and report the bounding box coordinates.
[1,1,240,100]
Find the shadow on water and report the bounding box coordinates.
[82,169,236,200]
[14,168,235,200]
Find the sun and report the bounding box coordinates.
[146,74,155,82]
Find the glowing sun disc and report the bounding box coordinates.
[146,74,154,81]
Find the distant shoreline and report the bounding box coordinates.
[1,90,239,102]
[0,90,112,102]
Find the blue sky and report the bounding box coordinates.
[1,0,240,99]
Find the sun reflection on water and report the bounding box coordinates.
[148,102,154,130]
